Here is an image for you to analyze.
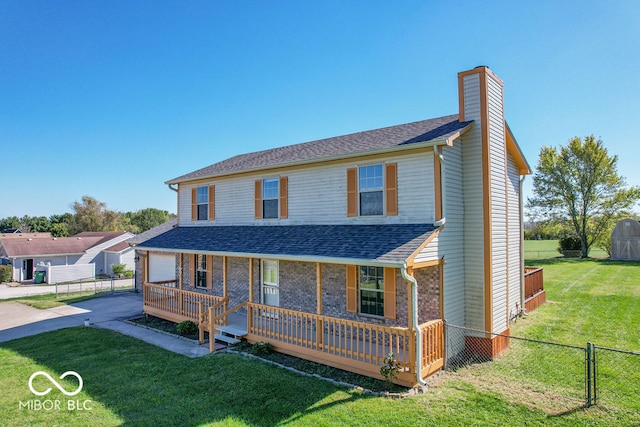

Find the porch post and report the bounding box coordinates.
[407,266,417,375]
[248,258,254,335]
[223,256,228,324]
[198,301,204,344]
[248,258,254,303]
[316,262,323,349]
[316,263,322,314]
[144,251,149,283]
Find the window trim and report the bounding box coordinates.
[358,164,384,217]
[261,178,280,220]
[194,254,207,289]
[358,265,385,317]
[195,186,209,221]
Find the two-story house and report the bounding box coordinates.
[136,66,534,386]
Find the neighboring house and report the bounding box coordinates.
[611,218,640,261]
[0,231,134,283]
[136,67,538,386]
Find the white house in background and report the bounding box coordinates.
[136,67,537,386]
[0,231,135,283]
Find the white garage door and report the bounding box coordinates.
[149,254,176,283]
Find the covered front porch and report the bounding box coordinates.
[137,224,445,387]
[143,282,444,386]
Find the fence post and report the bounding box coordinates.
[592,344,598,405]
[442,319,448,370]
[586,341,595,407]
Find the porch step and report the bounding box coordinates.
[216,325,247,338]
[213,325,247,347]
[214,334,241,346]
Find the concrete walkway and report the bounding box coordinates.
[0,292,210,358]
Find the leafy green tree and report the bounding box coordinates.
[70,196,134,234]
[528,135,640,257]
[126,208,173,233]
[0,216,21,232]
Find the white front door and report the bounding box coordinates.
[261,260,279,307]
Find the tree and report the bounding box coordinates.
[126,208,173,233]
[528,135,640,257]
[70,195,133,234]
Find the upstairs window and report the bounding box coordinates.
[359,165,384,216]
[196,187,209,221]
[262,178,279,219]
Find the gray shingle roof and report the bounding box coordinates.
[128,219,177,246]
[167,114,471,184]
[136,224,438,266]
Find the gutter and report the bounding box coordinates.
[519,175,526,313]
[401,264,427,387]
[133,245,406,269]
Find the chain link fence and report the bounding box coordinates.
[443,323,639,421]
[54,277,135,297]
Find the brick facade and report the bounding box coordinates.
[168,253,441,328]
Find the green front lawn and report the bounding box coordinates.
[1,256,638,426]
[3,291,103,310]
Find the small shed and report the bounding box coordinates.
[611,218,640,261]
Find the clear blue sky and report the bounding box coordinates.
[1,1,639,218]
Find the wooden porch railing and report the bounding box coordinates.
[524,267,544,299]
[420,319,444,378]
[143,283,224,324]
[244,303,443,386]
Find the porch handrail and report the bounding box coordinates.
[143,282,224,323]
[419,319,444,377]
[246,302,416,373]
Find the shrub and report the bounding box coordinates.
[0,265,11,283]
[558,236,582,252]
[176,320,198,336]
[380,352,402,386]
[252,341,274,356]
[111,263,126,278]
[123,269,134,279]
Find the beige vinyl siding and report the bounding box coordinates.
[487,74,509,333]
[414,233,439,264]
[507,152,522,318]
[460,73,485,330]
[178,152,435,226]
[438,142,466,327]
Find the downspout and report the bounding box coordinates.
[401,264,427,386]
[519,175,526,313]
[434,144,447,227]
[167,183,178,192]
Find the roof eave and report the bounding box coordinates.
[505,122,531,175]
[165,123,473,185]
[134,245,406,268]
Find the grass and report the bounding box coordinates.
[524,239,609,259]
[3,291,103,309]
[1,246,638,426]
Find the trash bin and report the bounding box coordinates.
[33,271,46,284]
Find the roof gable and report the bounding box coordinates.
[167,114,472,184]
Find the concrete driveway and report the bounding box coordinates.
[0,292,144,343]
[0,292,211,357]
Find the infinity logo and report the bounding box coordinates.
[28,371,83,396]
